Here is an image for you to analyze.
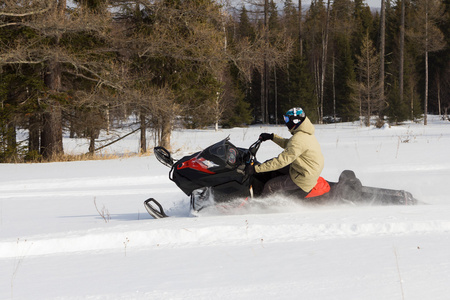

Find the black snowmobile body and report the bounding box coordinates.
[145,138,417,218]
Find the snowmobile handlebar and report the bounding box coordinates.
[154,146,175,168]
[247,139,261,162]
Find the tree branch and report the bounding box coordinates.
[0,1,53,17]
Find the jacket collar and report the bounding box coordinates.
[289,117,315,135]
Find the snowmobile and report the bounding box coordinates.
[144,137,417,219]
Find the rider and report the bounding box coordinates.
[248,107,325,197]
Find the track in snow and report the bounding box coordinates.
[2,205,449,258]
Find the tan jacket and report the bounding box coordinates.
[254,117,324,192]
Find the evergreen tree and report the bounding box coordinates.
[0,0,115,160]
[303,0,328,122]
[335,35,358,122]
[428,0,450,118]
[352,0,375,59]
[238,5,256,41]
[384,0,414,123]
[329,0,358,122]
[287,53,317,123]
[283,0,299,39]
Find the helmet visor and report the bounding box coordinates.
[283,115,290,123]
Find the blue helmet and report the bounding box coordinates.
[283,107,306,130]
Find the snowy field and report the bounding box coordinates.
[1,116,450,299]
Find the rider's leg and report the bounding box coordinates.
[261,174,309,198]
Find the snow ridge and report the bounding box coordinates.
[0,175,170,198]
[2,214,449,258]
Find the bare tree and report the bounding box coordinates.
[353,33,384,126]
[122,0,229,148]
[230,0,294,124]
[407,0,446,125]
[304,0,331,123]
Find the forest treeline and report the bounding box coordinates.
[0,0,449,162]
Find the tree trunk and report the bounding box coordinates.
[399,0,405,113]
[359,79,362,126]
[437,73,441,117]
[41,56,63,159]
[264,61,269,123]
[298,0,303,58]
[380,0,386,106]
[260,0,269,124]
[424,49,428,125]
[367,46,371,127]
[28,114,41,156]
[41,102,63,159]
[314,59,320,121]
[274,67,278,124]
[6,121,17,160]
[411,82,414,120]
[332,52,336,122]
[106,106,110,135]
[424,2,429,125]
[160,119,171,151]
[424,3,429,126]
[88,128,96,155]
[260,70,264,123]
[140,109,147,153]
[319,0,331,124]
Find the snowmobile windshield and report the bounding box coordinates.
[201,138,240,168]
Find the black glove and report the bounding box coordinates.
[259,133,273,142]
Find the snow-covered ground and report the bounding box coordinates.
[1,116,450,299]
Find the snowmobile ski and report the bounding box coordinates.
[144,198,169,219]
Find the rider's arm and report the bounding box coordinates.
[255,137,305,173]
[271,134,289,149]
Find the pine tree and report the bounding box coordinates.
[286,53,316,122]
[238,5,255,41]
[335,35,358,122]
[329,0,358,122]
